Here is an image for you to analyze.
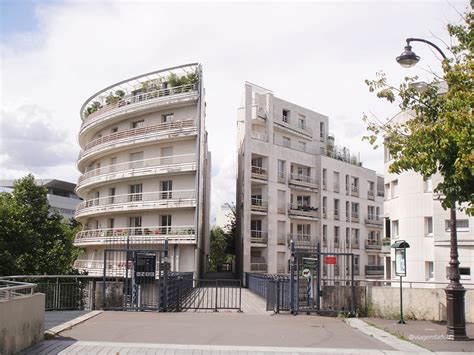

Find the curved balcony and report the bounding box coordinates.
[80,82,199,141]
[77,119,197,170]
[76,154,196,193]
[74,225,196,247]
[75,189,196,219]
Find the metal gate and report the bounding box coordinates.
[102,248,166,311]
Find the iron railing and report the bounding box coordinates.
[288,173,319,188]
[0,280,37,300]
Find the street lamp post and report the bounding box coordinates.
[396,38,467,340]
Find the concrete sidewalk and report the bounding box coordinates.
[363,317,474,353]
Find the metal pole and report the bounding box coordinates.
[290,239,295,314]
[214,279,218,312]
[399,275,405,324]
[350,253,355,316]
[163,239,169,312]
[316,242,321,311]
[102,251,107,309]
[238,279,242,312]
[124,234,130,310]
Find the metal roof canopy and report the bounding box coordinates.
[80,63,200,120]
[391,240,410,248]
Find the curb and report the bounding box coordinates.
[344,318,430,353]
[44,310,102,337]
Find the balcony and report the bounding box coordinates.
[377,190,385,198]
[76,154,196,193]
[251,166,268,181]
[352,239,360,249]
[75,189,196,219]
[365,239,382,251]
[351,185,359,197]
[288,233,314,246]
[251,198,268,213]
[288,203,319,220]
[288,173,319,190]
[274,115,313,138]
[250,257,267,273]
[365,216,383,228]
[74,225,196,246]
[251,105,267,122]
[367,190,375,200]
[365,265,384,276]
[80,83,199,137]
[321,145,362,167]
[251,230,268,244]
[78,119,197,167]
[351,212,359,223]
[251,131,268,142]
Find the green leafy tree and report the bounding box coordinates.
[363,11,473,214]
[0,174,81,275]
[208,203,237,271]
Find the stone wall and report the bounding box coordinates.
[0,293,44,355]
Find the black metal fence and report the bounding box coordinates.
[247,273,292,313]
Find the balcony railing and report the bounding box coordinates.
[77,154,196,190]
[365,216,383,227]
[76,189,196,218]
[365,265,384,275]
[277,233,286,245]
[274,115,313,137]
[334,209,340,220]
[81,83,198,131]
[377,190,385,197]
[288,173,318,189]
[288,233,313,245]
[322,207,327,218]
[334,184,340,193]
[351,185,359,197]
[365,239,382,250]
[351,212,359,223]
[277,171,286,183]
[74,225,196,246]
[250,263,268,272]
[288,203,319,219]
[251,230,268,244]
[79,119,196,161]
[251,198,268,212]
[251,166,268,180]
[251,105,267,121]
[367,190,375,200]
[320,146,362,167]
[352,238,360,249]
[251,131,268,142]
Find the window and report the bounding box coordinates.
[351,202,359,220]
[333,171,340,192]
[282,136,291,148]
[351,176,359,194]
[162,113,174,123]
[334,199,340,219]
[299,141,306,152]
[425,217,433,237]
[108,218,114,229]
[392,220,399,238]
[460,267,471,280]
[111,127,118,133]
[129,216,142,235]
[334,226,340,247]
[445,219,469,232]
[108,187,116,204]
[161,180,172,199]
[251,220,262,237]
[296,195,310,206]
[345,228,350,248]
[425,261,434,280]
[131,120,144,129]
[277,221,286,244]
[345,175,350,194]
[130,151,144,169]
[320,122,325,140]
[391,180,399,198]
[367,206,375,220]
[322,196,327,217]
[277,190,286,214]
[161,146,173,157]
[277,160,285,181]
[367,181,375,198]
[352,228,360,246]
[323,225,327,247]
[129,184,143,201]
[251,156,263,168]
[161,215,172,234]
[298,114,305,130]
[110,157,117,167]
[297,224,310,237]
[423,176,433,193]
[384,183,390,200]
[345,201,350,221]
[322,169,327,189]
[282,109,290,123]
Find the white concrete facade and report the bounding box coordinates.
[74,63,211,277]
[384,112,473,287]
[236,83,385,279]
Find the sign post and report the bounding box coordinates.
[392,240,410,324]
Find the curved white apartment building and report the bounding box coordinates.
[73,63,211,277]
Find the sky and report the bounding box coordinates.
[0,0,468,222]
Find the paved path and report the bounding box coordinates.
[45,311,92,330]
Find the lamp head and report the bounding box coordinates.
[396,45,420,68]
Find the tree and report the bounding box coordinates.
[363,11,473,213]
[363,9,472,339]
[208,203,237,272]
[0,174,81,276]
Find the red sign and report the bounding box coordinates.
[325,256,337,265]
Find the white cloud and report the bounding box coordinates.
[0,0,467,217]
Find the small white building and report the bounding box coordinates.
[215,204,233,232]
[383,111,473,287]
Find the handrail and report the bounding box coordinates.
[251,166,267,175]
[288,173,318,186]
[76,189,196,214]
[83,83,198,122]
[288,203,318,212]
[80,119,196,159]
[0,280,37,300]
[80,153,196,182]
[75,225,195,241]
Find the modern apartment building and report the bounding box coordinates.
[73,63,211,277]
[0,179,81,220]
[383,111,473,286]
[236,82,385,280]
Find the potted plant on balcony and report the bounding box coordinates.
[84,101,103,117]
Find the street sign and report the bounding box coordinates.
[302,268,312,278]
[324,256,337,265]
[303,257,318,269]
